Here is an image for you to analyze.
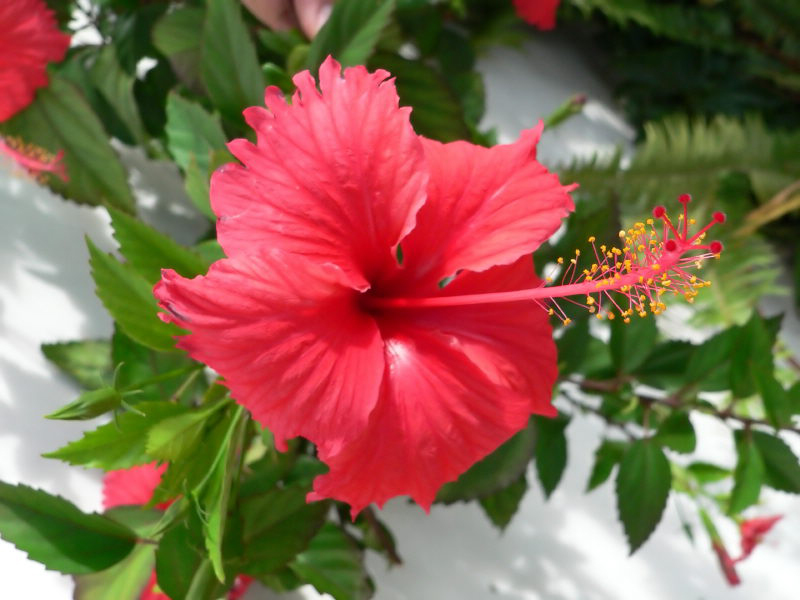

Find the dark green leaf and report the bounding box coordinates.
[87,238,183,352]
[201,0,265,122]
[44,402,186,469]
[730,313,779,398]
[534,414,570,499]
[41,340,111,390]
[754,367,792,428]
[46,387,121,421]
[109,208,208,283]
[654,412,696,454]
[436,419,536,503]
[586,439,627,492]
[729,431,764,513]
[556,318,590,373]
[290,523,374,600]
[90,46,148,145]
[0,481,136,574]
[752,430,800,493]
[478,474,528,531]
[155,517,206,600]
[0,75,134,211]
[615,440,671,553]
[686,328,735,385]
[152,6,205,92]
[307,0,395,70]
[73,545,154,600]
[239,484,329,575]
[610,313,658,373]
[633,340,694,389]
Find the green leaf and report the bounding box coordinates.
[729,431,764,514]
[754,367,793,428]
[654,412,696,454]
[478,474,528,531]
[201,0,265,122]
[436,419,536,503]
[155,517,205,600]
[87,238,183,352]
[610,313,658,374]
[307,0,396,71]
[686,328,735,389]
[165,94,229,174]
[46,387,122,421]
[290,523,374,600]
[0,75,134,211]
[152,6,205,92]
[615,440,671,553]
[239,484,330,575]
[41,340,112,390]
[555,318,590,373]
[44,401,186,469]
[109,208,208,283]
[534,414,570,499]
[369,53,470,142]
[687,462,730,484]
[146,410,208,462]
[194,406,248,581]
[730,313,780,398]
[0,481,137,574]
[586,439,628,492]
[752,431,800,493]
[73,544,154,600]
[90,46,148,145]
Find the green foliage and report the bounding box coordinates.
[41,340,112,390]
[155,513,207,600]
[478,474,528,531]
[0,75,134,211]
[46,387,122,421]
[729,432,764,513]
[307,0,396,71]
[752,431,800,493]
[654,412,696,454]
[609,314,658,374]
[534,414,570,499]
[615,440,671,553]
[152,6,204,92]
[87,238,183,352]
[0,482,137,574]
[73,545,154,600]
[586,439,628,492]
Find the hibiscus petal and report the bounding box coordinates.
[393,125,574,289]
[154,250,385,452]
[309,320,534,517]
[211,56,428,281]
[102,463,166,509]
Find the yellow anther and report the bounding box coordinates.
[563,318,571,325]
[586,296,595,305]
[601,265,610,272]
[646,218,654,225]
[651,264,661,270]
[557,257,564,264]
[575,249,581,256]
[570,259,577,265]
[588,236,596,243]
[624,317,631,324]
[608,313,615,320]
[618,230,626,239]
[689,275,697,284]
[689,218,696,225]
[596,313,604,320]
[638,310,647,318]
[548,308,554,315]
[589,306,596,314]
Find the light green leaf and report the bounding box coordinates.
[87,238,183,352]
[165,94,229,174]
[44,402,186,469]
[686,462,730,484]
[0,482,136,574]
[291,523,374,600]
[654,412,696,454]
[109,208,208,283]
[201,0,265,121]
[729,432,764,514]
[534,415,570,499]
[73,544,154,600]
[307,0,395,70]
[152,6,205,92]
[46,387,121,421]
[0,75,134,211]
[615,440,671,553]
[41,340,111,390]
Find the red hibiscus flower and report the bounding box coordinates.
[738,515,781,561]
[513,0,561,30]
[711,539,741,586]
[0,136,68,180]
[155,58,724,517]
[0,0,70,122]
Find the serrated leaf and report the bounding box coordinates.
[729,432,764,514]
[436,419,536,503]
[87,238,183,352]
[146,410,208,462]
[239,484,330,575]
[534,414,570,499]
[478,474,528,531]
[155,516,205,600]
[109,208,208,283]
[307,0,395,70]
[73,544,154,600]
[44,402,186,469]
[152,6,204,92]
[46,387,121,421]
[0,75,134,211]
[290,523,374,600]
[752,431,800,493]
[615,440,671,553]
[754,366,792,428]
[90,46,148,145]
[165,93,229,174]
[201,0,265,122]
[730,312,779,398]
[610,313,658,374]
[0,482,136,574]
[686,328,734,387]
[41,340,111,390]
[586,439,628,492]
[654,412,696,454]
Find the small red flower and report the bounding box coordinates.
[0,0,70,121]
[738,515,781,561]
[711,540,741,586]
[513,0,561,30]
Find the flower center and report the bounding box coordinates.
[364,195,725,323]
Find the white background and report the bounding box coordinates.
[2,33,799,599]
